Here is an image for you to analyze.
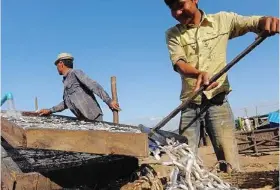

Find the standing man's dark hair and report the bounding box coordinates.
[164,0,176,8]
[164,0,198,9]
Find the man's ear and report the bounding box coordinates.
[193,0,199,6]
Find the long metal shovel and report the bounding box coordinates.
[149,35,268,137]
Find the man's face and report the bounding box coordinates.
[170,0,198,24]
[56,61,64,75]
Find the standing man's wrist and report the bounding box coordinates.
[191,70,204,78]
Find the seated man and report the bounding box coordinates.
[39,53,120,121]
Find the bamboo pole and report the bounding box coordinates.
[111,76,119,123]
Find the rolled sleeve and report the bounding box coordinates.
[165,28,188,70]
[224,12,262,39]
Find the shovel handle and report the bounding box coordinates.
[149,35,268,137]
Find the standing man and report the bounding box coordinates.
[164,0,279,172]
[39,53,120,121]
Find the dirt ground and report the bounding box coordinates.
[198,146,279,172]
[198,145,279,190]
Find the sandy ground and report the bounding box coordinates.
[198,145,279,190]
[198,146,279,172]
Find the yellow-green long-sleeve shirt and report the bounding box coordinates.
[166,10,262,104]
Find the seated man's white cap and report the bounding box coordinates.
[54,52,74,65]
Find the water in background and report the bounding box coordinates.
[4,99,22,119]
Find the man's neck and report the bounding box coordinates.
[192,9,202,26]
[62,68,72,77]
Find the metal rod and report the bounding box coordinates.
[149,35,267,137]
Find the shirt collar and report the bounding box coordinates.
[201,10,214,25]
[63,69,73,81]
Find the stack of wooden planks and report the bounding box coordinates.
[1,111,149,189]
[1,111,149,157]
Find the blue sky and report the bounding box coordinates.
[1,0,279,130]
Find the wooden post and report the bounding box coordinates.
[35,97,38,111]
[244,108,248,117]
[252,131,258,154]
[111,76,119,124]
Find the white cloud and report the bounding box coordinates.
[149,116,163,121]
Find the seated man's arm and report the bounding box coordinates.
[50,101,67,113]
[38,101,67,116]
[74,70,120,110]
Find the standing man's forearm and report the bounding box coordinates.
[175,60,219,92]
[175,60,202,78]
[228,13,279,39]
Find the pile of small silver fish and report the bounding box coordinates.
[151,138,242,190]
[1,112,141,133]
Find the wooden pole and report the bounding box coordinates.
[244,108,248,117]
[35,97,38,111]
[111,76,119,123]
